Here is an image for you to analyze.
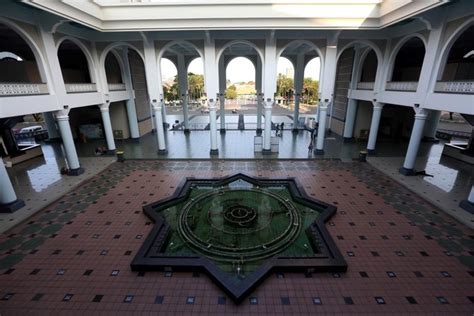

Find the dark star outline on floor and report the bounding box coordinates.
[131,173,347,304]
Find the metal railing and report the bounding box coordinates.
[0,83,49,96]
[65,83,97,93]
[385,81,418,92]
[108,83,126,91]
[356,82,375,90]
[434,81,474,94]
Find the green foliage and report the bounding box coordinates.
[164,73,205,101]
[225,84,237,99]
[276,74,319,103]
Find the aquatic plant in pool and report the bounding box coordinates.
[131,174,346,303]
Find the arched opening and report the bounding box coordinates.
[391,37,425,82]
[57,39,92,83]
[216,42,262,132]
[104,52,123,84]
[276,57,295,108]
[360,50,378,82]
[223,56,256,130]
[161,58,178,104]
[278,41,322,132]
[0,23,41,83]
[302,57,320,113]
[440,25,474,81]
[159,42,204,130]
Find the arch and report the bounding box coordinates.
[216,40,264,67]
[435,17,474,82]
[56,36,96,83]
[99,41,145,72]
[157,40,204,64]
[358,48,378,82]
[336,40,383,67]
[386,33,427,82]
[225,56,257,86]
[224,55,257,72]
[0,17,50,85]
[277,40,325,68]
[104,49,125,84]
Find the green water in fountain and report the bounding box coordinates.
[160,179,321,281]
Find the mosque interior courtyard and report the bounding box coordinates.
[0,153,473,314]
[1,0,474,314]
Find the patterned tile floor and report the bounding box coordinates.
[0,160,473,315]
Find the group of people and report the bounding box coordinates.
[275,122,285,137]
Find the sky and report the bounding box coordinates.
[161,56,321,83]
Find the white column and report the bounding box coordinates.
[0,157,25,212]
[417,16,446,97]
[315,41,338,154]
[263,32,277,153]
[343,99,357,140]
[315,102,328,153]
[55,111,83,175]
[38,22,67,101]
[423,110,441,140]
[177,54,190,133]
[99,104,116,154]
[44,111,60,140]
[343,46,362,141]
[400,110,428,175]
[152,102,167,153]
[293,54,304,132]
[263,101,273,151]
[218,56,226,132]
[256,56,263,133]
[121,48,140,139]
[367,102,384,154]
[204,34,219,154]
[143,37,167,153]
[209,101,218,154]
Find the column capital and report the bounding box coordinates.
[372,102,384,110]
[55,109,70,120]
[99,104,110,112]
[414,112,428,120]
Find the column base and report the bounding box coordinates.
[0,199,25,213]
[256,128,263,135]
[459,200,474,214]
[68,167,85,176]
[292,128,299,134]
[210,149,219,155]
[367,149,376,155]
[106,149,116,155]
[157,149,168,155]
[314,149,324,155]
[398,167,417,176]
[422,136,440,143]
[262,149,272,155]
[343,137,355,143]
[184,129,191,134]
[220,129,226,134]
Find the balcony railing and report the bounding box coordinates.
[434,81,474,94]
[65,83,97,93]
[356,82,375,90]
[0,83,49,96]
[385,81,418,92]
[108,83,126,91]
